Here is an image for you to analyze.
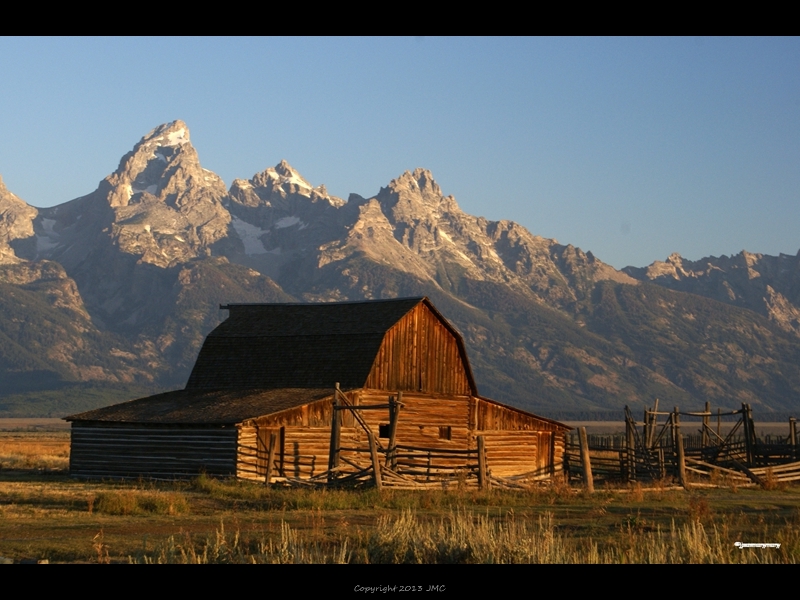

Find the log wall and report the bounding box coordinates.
[69,423,238,480]
[235,390,567,481]
[238,425,363,481]
[359,390,471,450]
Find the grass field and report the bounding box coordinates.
[1,431,799,564]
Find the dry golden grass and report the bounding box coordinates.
[0,432,69,471]
[0,431,799,563]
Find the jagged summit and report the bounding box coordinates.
[393,168,443,197]
[230,160,344,212]
[0,175,37,264]
[29,121,231,270]
[142,120,191,147]
[100,119,226,210]
[260,159,313,190]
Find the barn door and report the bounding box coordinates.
[256,427,283,478]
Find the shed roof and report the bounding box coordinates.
[185,297,474,391]
[65,388,334,425]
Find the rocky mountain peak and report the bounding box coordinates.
[231,161,344,214]
[247,160,313,197]
[0,176,37,264]
[32,121,232,270]
[387,168,443,202]
[101,119,226,209]
[666,252,683,265]
[374,168,461,227]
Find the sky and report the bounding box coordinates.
[1,37,799,269]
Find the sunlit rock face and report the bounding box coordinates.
[625,250,800,337]
[0,175,37,264]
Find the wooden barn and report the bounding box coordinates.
[66,297,570,487]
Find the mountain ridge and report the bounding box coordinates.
[3,120,800,417]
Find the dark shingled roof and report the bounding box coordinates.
[65,388,334,424]
[186,297,431,390]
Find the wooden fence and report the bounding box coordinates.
[567,402,800,490]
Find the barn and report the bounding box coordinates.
[66,297,570,487]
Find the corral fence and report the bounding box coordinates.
[566,400,800,490]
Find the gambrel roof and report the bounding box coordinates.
[185,297,477,392]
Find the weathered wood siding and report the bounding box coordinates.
[365,303,473,395]
[359,390,471,449]
[238,425,363,480]
[234,391,567,481]
[474,398,566,432]
[472,398,567,479]
[69,423,237,480]
[238,393,363,481]
[478,431,548,478]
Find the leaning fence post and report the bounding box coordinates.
[650,398,659,449]
[578,426,594,494]
[367,430,382,491]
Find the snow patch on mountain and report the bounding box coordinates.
[36,218,60,253]
[231,216,268,255]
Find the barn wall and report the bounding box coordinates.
[69,423,238,480]
[473,398,568,479]
[365,303,472,395]
[238,393,361,481]
[359,390,471,450]
[238,425,363,481]
[233,391,567,482]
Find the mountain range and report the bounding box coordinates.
[3,120,800,418]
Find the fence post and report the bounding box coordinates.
[676,433,688,490]
[386,394,400,469]
[742,403,754,466]
[327,383,342,483]
[368,430,382,491]
[649,398,659,450]
[702,401,710,450]
[265,432,277,486]
[626,411,636,482]
[790,417,797,461]
[578,426,594,494]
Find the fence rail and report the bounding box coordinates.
[568,402,799,490]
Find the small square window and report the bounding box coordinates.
[438,426,452,440]
[379,424,391,438]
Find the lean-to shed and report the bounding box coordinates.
[66,297,569,485]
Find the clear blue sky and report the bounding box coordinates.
[1,37,798,269]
